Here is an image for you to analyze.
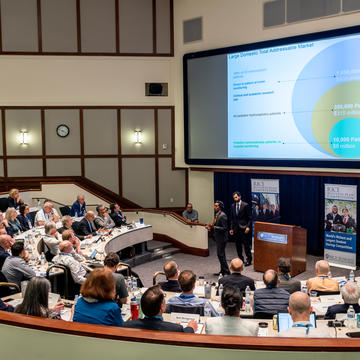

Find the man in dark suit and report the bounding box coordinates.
[123,285,197,333]
[324,281,360,319]
[158,260,181,292]
[206,200,230,276]
[77,211,98,237]
[230,191,252,266]
[219,258,255,293]
[325,204,342,231]
[109,203,127,227]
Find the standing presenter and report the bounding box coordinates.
[230,191,252,267]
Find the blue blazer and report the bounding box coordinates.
[70,201,86,217]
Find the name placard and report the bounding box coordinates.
[257,231,287,244]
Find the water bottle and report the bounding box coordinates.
[347,305,356,328]
[40,252,45,266]
[301,284,307,293]
[244,285,251,312]
[218,284,224,298]
[328,271,332,278]
[349,270,355,282]
[204,282,211,299]
[132,276,138,292]
[136,292,143,319]
[245,286,251,298]
[218,273,223,282]
[204,302,211,317]
[37,199,42,210]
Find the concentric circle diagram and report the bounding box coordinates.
[292,39,360,158]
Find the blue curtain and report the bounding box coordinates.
[214,172,360,258]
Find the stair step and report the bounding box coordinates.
[147,240,173,252]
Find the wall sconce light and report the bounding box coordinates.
[134,130,143,144]
[19,131,29,145]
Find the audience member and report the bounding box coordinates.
[123,285,197,333]
[182,203,199,223]
[52,241,87,284]
[277,257,301,294]
[73,268,123,326]
[0,234,13,270]
[218,258,255,294]
[278,291,332,337]
[78,211,98,237]
[61,230,84,258]
[324,281,360,319]
[7,188,23,210]
[109,203,127,227]
[253,270,290,315]
[103,252,128,305]
[5,208,22,235]
[15,277,64,319]
[2,241,35,287]
[158,260,181,292]
[205,286,258,336]
[59,215,86,241]
[94,205,115,230]
[42,221,61,258]
[0,298,14,312]
[166,270,218,316]
[70,195,86,217]
[35,202,59,226]
[306,260,339,293]
[17,204,33,231]
[0,211,13,236]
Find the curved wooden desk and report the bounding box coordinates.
[0,311,360,360]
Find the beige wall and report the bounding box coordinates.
[173,0,360,206]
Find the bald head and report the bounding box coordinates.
[0,234,12,250]
[263,269,278,288]
[315,260,330,276]
[163,260,178,279]
[59,241,73,253]
[230,258,244,273]
[85,211,95,221]
[288,291,312,321]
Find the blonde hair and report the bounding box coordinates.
[9,188,19,198]
[5,207,17,221]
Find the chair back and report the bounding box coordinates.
[315,290,340,297]
[0,198,8,212]
[59,206,71,216]
[0,271,20,297]
[71,221,81,235]
[153,271,166,285]
[117,262,132,277]
[253,311,276,319]
[165,303,204,316]
[46,264,80,300]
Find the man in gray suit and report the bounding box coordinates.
[206,200,230,275]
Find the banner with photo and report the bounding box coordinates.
[324,184,357,270]
[251,179,280,224]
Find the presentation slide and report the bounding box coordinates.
[227,34,360,160]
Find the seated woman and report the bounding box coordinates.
[7,188,23,210]
[17,204,33,232]
[14,277,64,318]
[5,208,22,236]
[205,287,259,336]
[73,268,123,327]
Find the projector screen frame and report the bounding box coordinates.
[183,25,360,169]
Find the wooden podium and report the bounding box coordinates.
[254,222,307,276]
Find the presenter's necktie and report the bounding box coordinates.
[213,215,218,225]
[236,203,239,215]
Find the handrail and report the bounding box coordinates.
[32,198,101,208]
[0,311,359,351]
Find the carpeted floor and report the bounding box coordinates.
[133,238,353,288]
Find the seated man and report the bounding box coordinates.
[103,252,128,305]
[109,203,127,227]
[61,230,84,260]
[59,215,86,241]
[52,241,88,284]
[277,257,301,294]
[324,281,360,319]
[278,291,332,337]
[158,260,181,292]
[70,195,86,217]
[0,234,13,270]
[2,241,35,287]
[218,258,255,293]
[77,211,98,237]
[306,260,339,293]
[35,202,59,226]
[123,285,197,333]
[94,205,115,230]
[166,270,218,316]
[253,269,290,315]
[42,221,61,258]
[182,203,199,223]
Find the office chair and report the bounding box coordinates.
[59,206,71,216]
[165,303,204,316]
[153,271,166,285]
[0,271,20,297]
